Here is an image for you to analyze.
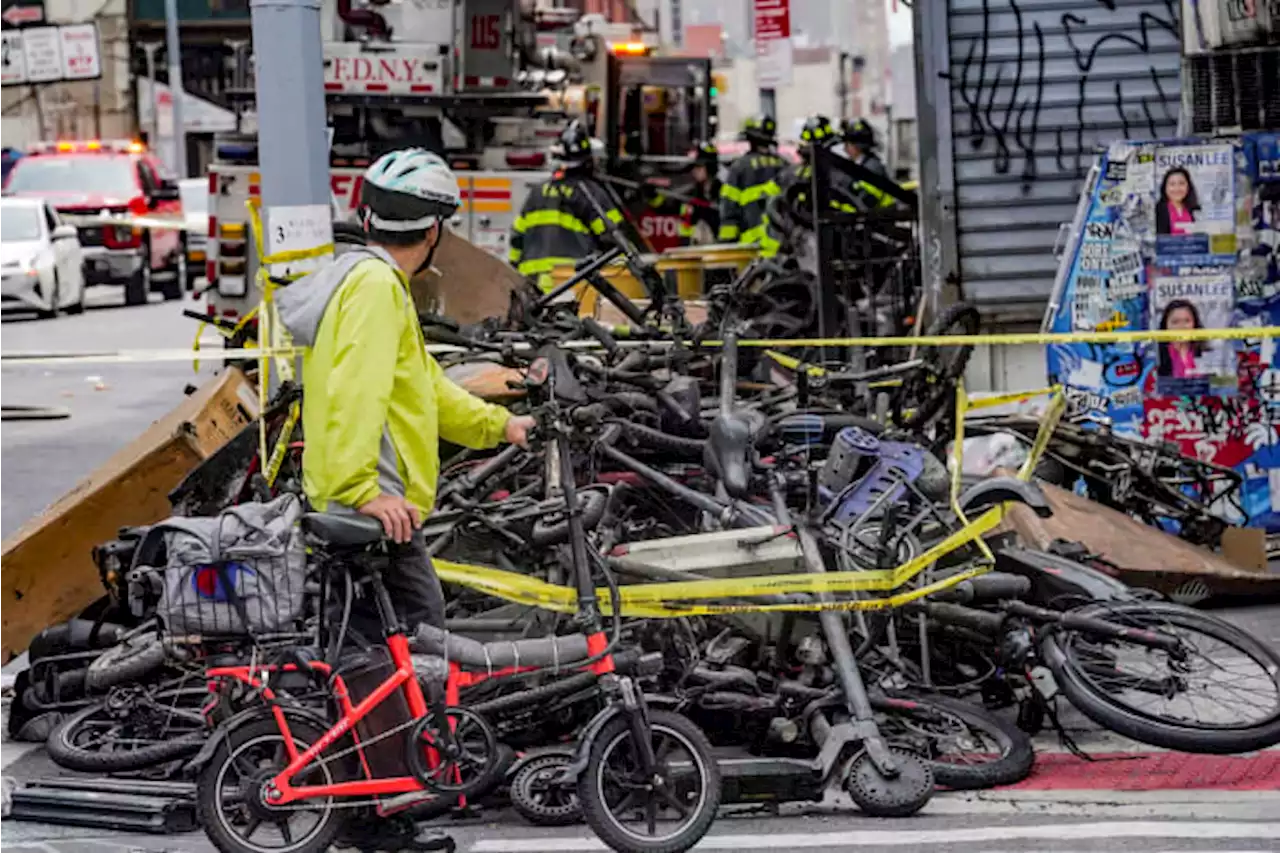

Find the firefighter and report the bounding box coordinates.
[842,117,896,209]
[677,141,723,245]
[718,115,786,250]
[508,120,623,291]
[762,114,854,258]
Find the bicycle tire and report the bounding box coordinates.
[578,709,720,853]
[47,700,204,773]
[876,692,1034,790]
[196,717,346,853]
[898,302,981,429]
[85,634,167,692]
[1041,601,1280,754]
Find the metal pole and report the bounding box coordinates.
[162,0,188,177]
[250,0,330,208]
[760,88,776,121]
[141,43,161,146]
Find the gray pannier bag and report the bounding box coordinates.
[152,494,308,637]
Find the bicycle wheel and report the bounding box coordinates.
[510,747,582,827]
[876,692,1034,789]
[46,683,206,773]
[578,709,720,853]
[897,302,981,429]
[86,632,166,692]
[196,717,346,853]
[1041,601,1280,754]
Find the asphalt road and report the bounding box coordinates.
[1,285,216,538]
[2,812,1278,853]
[2,293,1279,852]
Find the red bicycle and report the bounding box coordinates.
[194,512,499,853]
[193,344,722,853]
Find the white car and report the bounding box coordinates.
[1,197,85,317]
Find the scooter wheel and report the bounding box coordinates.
[509,748,582,827]
[845,747,934,818]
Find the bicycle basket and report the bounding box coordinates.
[149,493,308,637]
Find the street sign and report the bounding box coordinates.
[59,23,99,79]
[753,0,792,89]
[0,0,44,28]
[1,29,24,83]
[20,25,58,82]
[0,21,100,86]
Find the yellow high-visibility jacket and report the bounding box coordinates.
[277,248,511,517]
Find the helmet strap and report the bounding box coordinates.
[414,224,441,277]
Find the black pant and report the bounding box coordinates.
[347,530,446,643]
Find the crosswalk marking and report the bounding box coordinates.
[466,821,1280,852]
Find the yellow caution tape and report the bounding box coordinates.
[719,326,1280,348]
[434,559,991,617]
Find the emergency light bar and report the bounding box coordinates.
[27,139,146,155]
[609,42,650,56]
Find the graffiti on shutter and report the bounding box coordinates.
[946,0,1182,324]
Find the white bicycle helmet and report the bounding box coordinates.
[359,148,461,233]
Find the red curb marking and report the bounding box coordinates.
[1002,751,1280,791]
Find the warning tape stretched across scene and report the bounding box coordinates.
[4,326,1279,366]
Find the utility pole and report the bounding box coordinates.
[249,0,332,266]
[162,0,187,177]
[140,42,162,146]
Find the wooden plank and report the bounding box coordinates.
[0,369,260,662]
[998,477,1280,598]
[411,229,525,325]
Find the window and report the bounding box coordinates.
[0,205,43,242]
[6,156,138,197]
[138,161,158,194]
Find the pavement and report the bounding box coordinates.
[2,292,1280,852]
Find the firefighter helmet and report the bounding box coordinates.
[691,141,719,167]
[553,120,596,166]
[740,115,777,145]
[842,118,878,149]
[799,115,839,151]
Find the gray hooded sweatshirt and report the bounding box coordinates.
[275,246,411,510]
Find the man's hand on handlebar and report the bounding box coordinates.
[504,414,537,449]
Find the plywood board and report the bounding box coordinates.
[997,477,1280,597]
[411,229,525,325]
[1,369,260,661]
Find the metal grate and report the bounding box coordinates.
[1183,46,1280,135]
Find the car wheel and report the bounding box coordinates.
[124,256,150,306]
[158,271,182,302]
[36,274,59,320]
[64,282,86,316]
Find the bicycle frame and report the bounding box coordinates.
[206,576,439,805]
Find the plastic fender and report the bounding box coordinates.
[183,703,332,777]
[958,476,1052,518]
[505,743,577,783]
[555,702,631,784]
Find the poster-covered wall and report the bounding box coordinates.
[1046,132,1280,530]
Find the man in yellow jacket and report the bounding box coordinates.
[278,148,534,632]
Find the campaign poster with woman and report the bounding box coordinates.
[1154,144,1236,260]
[1149,268,1236,396]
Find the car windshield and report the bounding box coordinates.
[5,155,136,197]
[1,205,43,242]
